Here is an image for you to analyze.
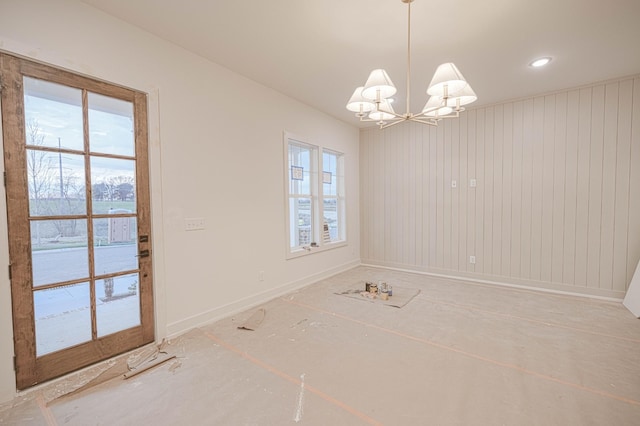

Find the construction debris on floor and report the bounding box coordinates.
[335,280,421,308]
[236,308,266,331]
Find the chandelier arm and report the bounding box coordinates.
[372,102,407,120]
[412,110,439,120]
[438,111,463,120]
[416,106,441,117]
[379,118,409,130]
[359,116,403,123]
[408,117,439,126]
[384,110,406,120]
[412,108,462,120]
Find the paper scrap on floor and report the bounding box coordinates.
[237,308,266,330]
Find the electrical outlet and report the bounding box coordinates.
[185,217,206,231]
[470,179,477,188]
[258,271,265,281]
[451,180,457,188]
[469,255,476,264]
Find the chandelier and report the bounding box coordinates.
[346,0,477,129]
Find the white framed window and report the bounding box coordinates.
[284,132,345,258]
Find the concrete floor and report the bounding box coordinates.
[1,266,639,425]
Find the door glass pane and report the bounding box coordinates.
[96,273,140,337]
[23,77,84,151]
[34,283,91,356]
[88,92,134,156]
[27,150,86,217]
[91,157,136,214]
[93,217,138,275]
[31,219,88,287]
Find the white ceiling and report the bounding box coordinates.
[81,0,640,128]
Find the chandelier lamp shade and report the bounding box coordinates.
[346,0,477,129]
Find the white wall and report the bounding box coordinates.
[0,0,360,402]
[361,76,640,300]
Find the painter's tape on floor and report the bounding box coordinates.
[335,286,420,308]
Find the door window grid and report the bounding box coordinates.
[23,76,142,355]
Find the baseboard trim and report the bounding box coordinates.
[360,261,625,302]
[166,259,360,338]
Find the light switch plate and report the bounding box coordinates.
[185,217,206,231]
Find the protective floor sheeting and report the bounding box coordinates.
[1,266,639,425]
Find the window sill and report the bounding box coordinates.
[286,240,347,260]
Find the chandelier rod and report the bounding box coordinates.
[406,0,412,117]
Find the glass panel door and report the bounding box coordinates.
[1,53,154,389]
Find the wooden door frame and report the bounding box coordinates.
[0,53,154,389]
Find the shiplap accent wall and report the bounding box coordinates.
[360,76,640,299]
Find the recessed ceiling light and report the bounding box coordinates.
[530,57,552,68]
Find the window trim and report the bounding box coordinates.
[283,131,347,259]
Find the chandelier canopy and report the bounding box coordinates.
[346,0,477,129]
